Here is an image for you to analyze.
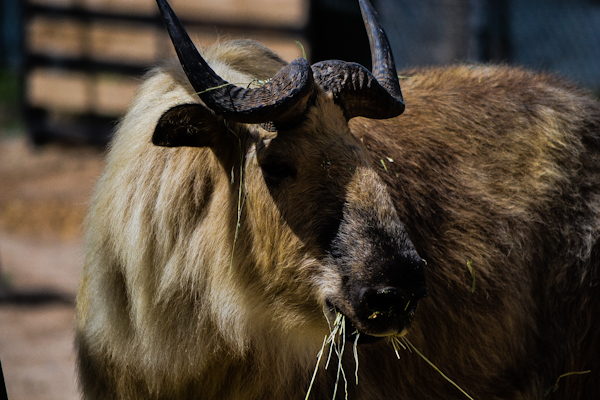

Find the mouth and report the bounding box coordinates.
[324,298,417,345]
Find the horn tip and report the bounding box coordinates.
[358,0,376,17]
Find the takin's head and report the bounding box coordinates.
[154,0,427,342]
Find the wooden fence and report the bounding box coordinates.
[23,0,308,144]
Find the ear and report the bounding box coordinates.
[152,103,225,147]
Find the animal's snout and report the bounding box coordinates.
[345,282,426,337]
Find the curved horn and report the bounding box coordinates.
[156,0,314,124]
[312,0,405,120]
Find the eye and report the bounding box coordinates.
[260,161,297,184]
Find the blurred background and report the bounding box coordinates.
[1,0,600,399]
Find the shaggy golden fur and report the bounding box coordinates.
[76,39,600,399]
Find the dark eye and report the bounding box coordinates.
[260,161,297,184]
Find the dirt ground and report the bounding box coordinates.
[0,135,105,400]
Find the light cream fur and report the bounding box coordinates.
[76,39,398,399]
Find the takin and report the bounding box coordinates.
[75,0,600,399]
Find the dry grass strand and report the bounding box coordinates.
[305,311,353,400]
[390,336,476,400]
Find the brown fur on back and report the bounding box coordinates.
[352,65,600,398]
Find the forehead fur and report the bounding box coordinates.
[297,92,352,143]
[200,39,288,85]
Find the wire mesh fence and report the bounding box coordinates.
[378,0,600,92]
[510,0,600,90]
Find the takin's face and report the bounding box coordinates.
[154,90,428,342]
[153,0,428,342]
[246,95,428,341]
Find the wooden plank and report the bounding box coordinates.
[83,0,156,16]
[90,21,161,64]
[171,0,308,28]
[27,0,309,27]
[29,16,306,66]
[28,17,161,64]
[28,69,90,114]
[27,17,85,59]
[95,74,140,115]
[28,0,155,16]
[27,69,139,116]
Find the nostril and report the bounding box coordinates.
[360,287,407,314]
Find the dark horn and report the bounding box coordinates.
[359,0,404,108]
[312,0,405,120]
[156,0,314,124]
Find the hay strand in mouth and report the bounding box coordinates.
[390,335,406,359]
[353,332,360,385]
[305,335,328,400]
[331,316,349,400]
[306,310,353,400]
[324,312,343,369]
[392,336,476,400]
